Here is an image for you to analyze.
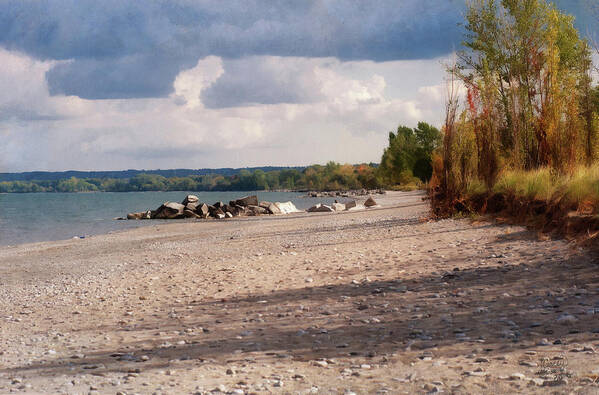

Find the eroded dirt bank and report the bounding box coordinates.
[0,191,598,394]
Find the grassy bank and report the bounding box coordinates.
[493,166,599,213]
[440,165,599,240]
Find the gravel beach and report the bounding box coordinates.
[1,191,598,394]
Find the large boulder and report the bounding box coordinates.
[222,204,237,216]
[274,201,301,214]
[197,203,210,218]
[345,200,357,210]
[259,201,272,209]
[207,206,226,219]
[258,201,280,215]
[152,202,185,219]
[267,202,281,215]
[247,205,268,216]
[332,202,345,211]
[184,209,202,219]
[182,195,199,206]
[307,204,334,213]
[127,210,151,220]
[208,205,221,217]
[185,202,198,212]
[364,196,378,207]
[234,204,248,216]
[234,195,259,207]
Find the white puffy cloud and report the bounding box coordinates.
[173,56,224,108]
[0,49,450,172]
[0,47,57,121]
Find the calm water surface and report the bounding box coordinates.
[0,191,348,246]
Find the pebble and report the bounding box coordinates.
[544,378,569,386]
[556,314,577,324]
[510,373,526,380]
[529,378,545,386]
[423,383,439,393]
[465,371,487,377]
[519,361,537,367]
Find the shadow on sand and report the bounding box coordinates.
[4,240,598,378]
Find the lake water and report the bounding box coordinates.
[0,191,348,246]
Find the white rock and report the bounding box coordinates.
[274,201,302,214]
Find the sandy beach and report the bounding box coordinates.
[1,191,598,395]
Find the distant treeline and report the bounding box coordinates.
[0,166,304,182]
[0,163,383,193]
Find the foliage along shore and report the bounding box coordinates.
[0,162,385,193]
[430,0,599,241]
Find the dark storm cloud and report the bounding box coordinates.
[0,0,468,99]
[200,57,326,108]
[0,0,594,100]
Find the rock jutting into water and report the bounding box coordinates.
[120,194,372,220]
[124,195,303,220]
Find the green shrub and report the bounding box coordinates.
[493,168,559,201]
[564,164,599,206]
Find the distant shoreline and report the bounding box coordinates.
[0,188,391,195]
[0,162,388,193]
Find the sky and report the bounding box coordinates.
[0,0,597,172]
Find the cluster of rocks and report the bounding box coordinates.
[123,194,380,220]
[306,196,377,212]
[305,189,385,198]
[125,195,301,220]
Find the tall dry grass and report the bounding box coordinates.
[492,164,599,212]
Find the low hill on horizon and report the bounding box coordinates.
[0,166,306,182]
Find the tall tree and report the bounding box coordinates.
[458,0,594,173]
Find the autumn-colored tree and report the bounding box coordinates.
[432,0,599,216]
[458,0,593,172]
[440,66,460,200]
